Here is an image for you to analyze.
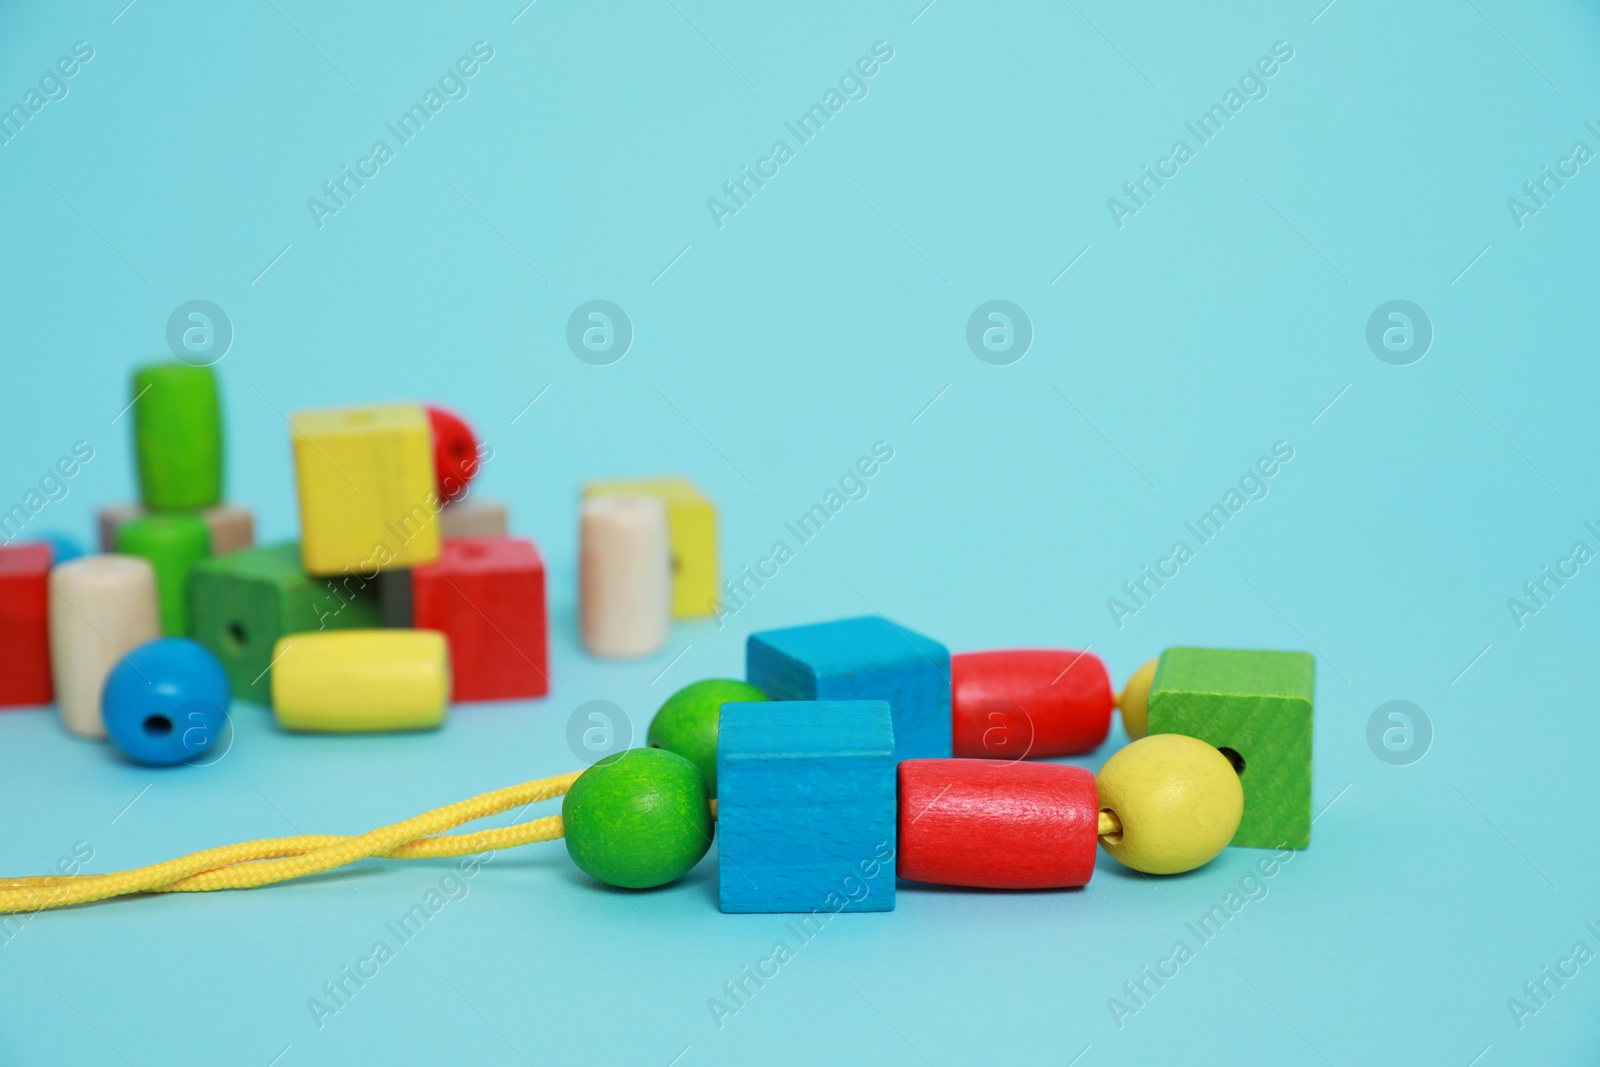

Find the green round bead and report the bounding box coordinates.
[562,748,712,889]
[647,678,768,798]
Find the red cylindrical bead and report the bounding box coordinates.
[897,759,1097,889]
[951,649,1113,759]
[425,405,480,503]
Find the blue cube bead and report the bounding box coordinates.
[102,638,230,767]
[746,615,951,759]
[717,700,897,914]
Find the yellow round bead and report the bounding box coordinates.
[1095,734,1243,875]
[1117,657,1159,739]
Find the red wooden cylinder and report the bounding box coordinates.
[425,405,480,503]
[951,649,1113,759]
[897,759,1098,889]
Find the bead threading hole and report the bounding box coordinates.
[1218,746,1246,775]
[1097,808,1123,842]
[143,714,173,737]
[224,621,247,651]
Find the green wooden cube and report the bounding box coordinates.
[1147,647,1314,850]
[188,541,381,701]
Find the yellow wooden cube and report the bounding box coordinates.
[583,477,716,617]
[291,404,440,576]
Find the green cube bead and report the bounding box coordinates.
[116,513,211,636]
[1147,647,1314,850]
[188,541,381,700]
[132,362,224,509]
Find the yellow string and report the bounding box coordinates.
[0,769,582,914]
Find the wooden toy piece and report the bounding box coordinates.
[102,638,229,766]
[439,497,509,540]
[1117,657,1158,739]
[97,502,146,552]
[0,544,53,707]
[290,403,440,576]
[647,679,768,797]
[49,555,161,738]
[747,615,951,760]
[412,536,548,701]
[270,629,449,732]
[1095,733,1243,874]
[583,478,716,618]
[378,569,413,627]
[115,513,210,636]
[132,361,223,509]
[950,649,1113,759]
[717,700,896,914]
[897,759,1097,889]
[200,503,254,556]
[188,541,383,700]
[424,405,480,502]
[562,748,712,889]
[579,493,670,658]
[1147,647,1314,849]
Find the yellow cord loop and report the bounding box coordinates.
[0,769,582,914]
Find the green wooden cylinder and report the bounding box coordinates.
[133,362,224,509]
[116,513,211,635]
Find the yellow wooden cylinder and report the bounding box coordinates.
[1117,657,1158,740]
[1095,733,1243,875]
[270,630,450,733]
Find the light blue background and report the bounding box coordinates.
[1,1,1597,1064]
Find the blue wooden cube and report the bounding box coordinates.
[717,700,897,914]
[746,615,951,759]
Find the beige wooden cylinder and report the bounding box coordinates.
[49,555,162,738]
[580,493,670,658]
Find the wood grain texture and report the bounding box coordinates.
[412,536,548,701]
[746,615,951,760]
[717,700,896,914]
[1147,647,1313,850]
[897,759,1097,889]
[290,404,439,575]
[48,555,161,738]
[950,649,1112,758]
[0,543,54,707]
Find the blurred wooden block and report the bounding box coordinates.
[0,544,53,707]
[579,494,670,659]
[97,503,146,553]
[413,536,548,701]
[115,513,210,635]
[189,542,382,700]
[271,629,449,733]
[132,361,224,509]
[583,478,715,617]
[290,404,439,576]
[200,503,254,555]
[49,555,161,738]
[439,497,508,539]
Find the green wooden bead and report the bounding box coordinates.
[647,678,768,797]
[116,512,210,636]
[133,361,224,509]
[562,748,712,889]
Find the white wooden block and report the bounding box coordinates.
[201,503,255,555]
[49,555,162,738]
[440,497,509,540]
[579,493,670,659]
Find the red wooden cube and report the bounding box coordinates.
[0,544,53,707]
[412,537,548,702]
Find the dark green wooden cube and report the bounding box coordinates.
[188,541,382,701]
[1147,647,1314,850]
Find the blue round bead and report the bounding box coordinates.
[32,531,85,565]
[102,638,231,767]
